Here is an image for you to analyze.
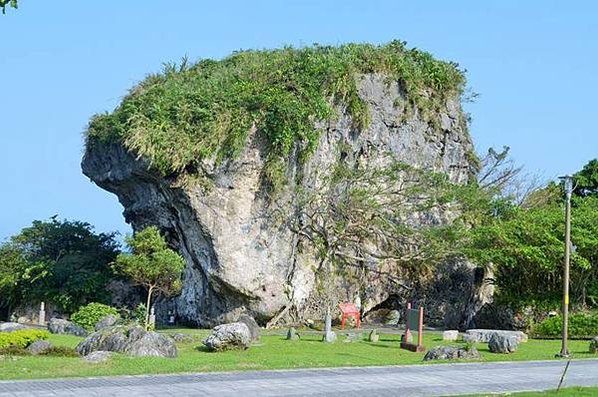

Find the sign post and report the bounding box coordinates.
[400,303,425,352]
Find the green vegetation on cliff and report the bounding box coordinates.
[86,41,466,185]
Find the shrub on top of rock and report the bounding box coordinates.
[71,303,120,331]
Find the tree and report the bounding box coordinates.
[0,217,120,315]
[286,159,462,302]
[112,226,185,328]
[574,159,598,197]
[0,0,17,14]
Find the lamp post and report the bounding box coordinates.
[557,175,573,358]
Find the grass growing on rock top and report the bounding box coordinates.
[0,329,594,380]
[85,41,466,189]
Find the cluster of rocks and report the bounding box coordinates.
[76,325,177,358]
[424,346,481,361]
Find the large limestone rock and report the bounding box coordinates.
[76,325,177,358]
[82,73,477,327]
[237,314,260,342]
[203,322,251,351]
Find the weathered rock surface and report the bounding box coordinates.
[237,314,260,342]
[464,329,527,344]
[488,333,518,354]
[0,322,27,332]
[95,315,119,331]
[84,351,112,363]
[203,323,251,351]
[368,329,379,343]
[82,73,478,327]
[48,318,88,337]
[590,336,598,354]
[76,325,177,357]
[26,340,52,355]
[423,346,481,361]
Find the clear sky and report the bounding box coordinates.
[1,0,596,240]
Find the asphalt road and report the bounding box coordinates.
[1,359,597,396]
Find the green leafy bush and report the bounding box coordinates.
[0,329,49,349]
[532,312,598,338]
[86,41,467,191]
[71,302,119,330]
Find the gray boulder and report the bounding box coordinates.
[237,314,261,342]
[343,332,363,343]
[442,330,459,341]
[488,333,518,354]
[95,315,119,331]
[203,322,251,351]
[84,351,112,363]
[589,336,598,354]
[26,340,52,355]
[48,318,88,337]
[464,329,527,344]
[0,322,27,332]
[76,325,177,358]
[385,310,401,326]
[171,333,194,343]
[368,329,379,343]
[423,346,481,361]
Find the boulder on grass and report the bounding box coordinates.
[26,340,52,355]
[368,329,379,343]
[286,327,300,341]
[589,336,598,354]
[423,346,481,361]
[48,318,88,337]
[442,330,459,341]
[84,351,111,363]
[95,315,119,331]
[203,323,251,351]
[0,322,27,332]
[171,333,194,343]
[488,333,518,354]
[464,329,527,344]
[76,325,177,358]
[237,314,261,342]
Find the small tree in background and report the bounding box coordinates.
[113,227,185,329]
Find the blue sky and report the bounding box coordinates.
[1,0,596,240]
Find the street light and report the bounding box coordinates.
[557,174,573,358]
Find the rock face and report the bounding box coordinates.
[423,346,481,361]
[464,329,527,344]
[48,318,88,337]
[82,73,477,327]
[488,334,518,354]
[76,325,177,358]
[203,322,251,351]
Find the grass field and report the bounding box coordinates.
[470,386,598,396]
[0,329,595,380]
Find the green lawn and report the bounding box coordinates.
[0,329,595,380]
[470,386,598,396]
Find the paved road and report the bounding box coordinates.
[1,359,597,396]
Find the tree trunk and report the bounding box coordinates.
[145,286,154,330]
